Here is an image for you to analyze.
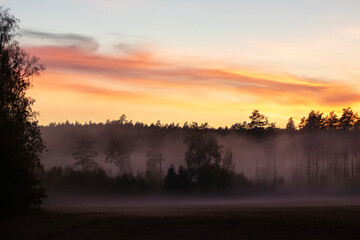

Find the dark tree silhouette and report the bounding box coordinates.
[324,111,339,129]
[164,164,193,192]
[116,114,128,125]
[104,134,133,174]
[184,130,235,192]
[339,107,358,130]
[164,164,178,191]
[0,7,46,218]
[246,110,276,136]
[248,110,269,129]
[72,137,99,171]
[184,130,222,174]
[286,117,296,131]
[299,110,324,130]
[146,131,165,179]
[222,148,235,172]
[177,165,192,190]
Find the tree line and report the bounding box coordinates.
[47,107,360,133]
[41,107,360,196]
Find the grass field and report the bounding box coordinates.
[2,198,360,239]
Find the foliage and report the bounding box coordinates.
[104,134,133,174]
[184,130,222,173]
[182,130,235,192]
[0,7,46,218]
[248,110,269,129]
[286,117,296,131]
[164,164,178,191]
[40,108,360,196]
[43,107,360,135]
[42,166,152,195]
[146,130,165,179]
[299,108,360,131]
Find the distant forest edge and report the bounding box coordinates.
[43,107,360,132]
[41,108,360,196]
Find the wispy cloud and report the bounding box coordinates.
[22,29,99,51]
[24,31,360,125]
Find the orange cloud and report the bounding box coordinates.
[24,36,360,126]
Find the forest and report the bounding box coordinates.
[40,108,360,196]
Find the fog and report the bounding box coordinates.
[40,123,360,189]
[44,194,360,215]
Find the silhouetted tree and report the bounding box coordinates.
[230,121,247,132]
[184,131,222,174]
[339,107,358,130]
[0,7,46,218]
[146,131,165,179]
[286,117,296,131]
[177,165,192,190]
[299,110,324,130]
[324,111,339,129]
[164,164,178,191]
[248,110,269,129]
[246,110,276,136]
[104,135,133,174]
[184,130,236,192]
[72,137,99,171]
[222,148,235,172]
[116,114,128,125]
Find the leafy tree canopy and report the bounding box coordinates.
[0,6,46,218]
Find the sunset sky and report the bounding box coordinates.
[4,0,360,127]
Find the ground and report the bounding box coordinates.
[2,198,360,239]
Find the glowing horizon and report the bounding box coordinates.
[4,1,360,127]
[26,41,360,127]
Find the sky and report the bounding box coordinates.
[3,0,360,127]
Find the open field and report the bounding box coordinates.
[2,198,360,240]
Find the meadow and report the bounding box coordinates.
[2,198,360,240]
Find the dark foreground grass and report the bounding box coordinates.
[2,205,360,240]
